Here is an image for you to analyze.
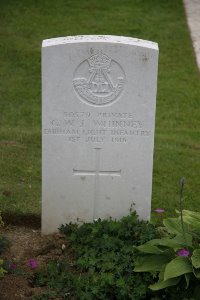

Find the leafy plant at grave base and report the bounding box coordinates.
[0,235,10,256]
[0,213,10,255]
[0,259,7,278]
[33,212,164,300]
[134,180,200,299]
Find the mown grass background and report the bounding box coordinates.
[0,0,200,223]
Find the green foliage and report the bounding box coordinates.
[0,235,10,255]
[181,210,200,233]
[33,212,199,299]
[191,249,200,269]
[0,211,11,255]
[134,209,200,297]
[0,259,7,278]
[34,213,161,299]
[164,257,192,280]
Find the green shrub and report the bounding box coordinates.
[0,235,10,255]
[33,213,161,299]
[0,259,7,278]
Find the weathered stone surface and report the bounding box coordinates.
[42,35,159,234]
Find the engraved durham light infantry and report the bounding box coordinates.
[73,51,125,106]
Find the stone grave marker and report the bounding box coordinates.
[42,35,159,234]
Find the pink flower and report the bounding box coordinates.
[10,263,17,270]
[27,259,37,269]
[154,208,165,213]
[177,248,190,257]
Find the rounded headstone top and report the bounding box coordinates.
[42,35,158,50]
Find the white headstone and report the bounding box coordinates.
[42,35,158,234]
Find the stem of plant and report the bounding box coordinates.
[180,177,187,249]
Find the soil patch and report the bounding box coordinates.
[0,225,72,300]
[2,213,41,228]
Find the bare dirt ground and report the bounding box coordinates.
[0,225,72,300]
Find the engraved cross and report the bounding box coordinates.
[73,148,121,218]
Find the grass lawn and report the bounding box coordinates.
[0,0,200,222]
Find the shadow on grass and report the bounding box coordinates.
[2,212,41,229]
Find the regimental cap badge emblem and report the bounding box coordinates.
[73,51,125,106]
